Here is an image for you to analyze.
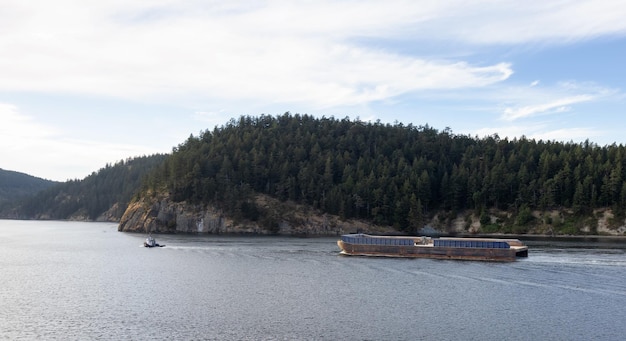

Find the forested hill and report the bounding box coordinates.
[1,154,166,221]
[0,169,58,204]
[139,113,626,235]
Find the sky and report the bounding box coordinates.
[1,0,625,181]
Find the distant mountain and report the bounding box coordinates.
[0,169,59,205]
[0,154,167,221]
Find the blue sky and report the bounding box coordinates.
[1,0,625,181]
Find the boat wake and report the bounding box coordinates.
[528,249,626,267]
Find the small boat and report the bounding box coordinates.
[337,233,528,261]
[144,235,164,248]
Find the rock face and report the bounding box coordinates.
[96,203,126,222]
[118,197,228,233]
[117,194,384,235]
[119,194,626,236]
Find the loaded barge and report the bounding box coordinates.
[337,234,528,261]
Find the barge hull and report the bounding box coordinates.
[337,240,524,262]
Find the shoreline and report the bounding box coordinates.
[459,233,626,241]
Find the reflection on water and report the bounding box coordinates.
[1,220,625,340]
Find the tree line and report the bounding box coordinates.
[142,113,626,233]
[0,169,58,205]
[2,154,166,220]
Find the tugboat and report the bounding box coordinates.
[144,235,164,248]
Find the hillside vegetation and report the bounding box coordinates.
[0,169,58,206]
[1,155,166,221]
[137,113,626,235]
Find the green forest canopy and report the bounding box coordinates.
[6,154,166,220]
[0,169,58,205]
[143,113,626,233]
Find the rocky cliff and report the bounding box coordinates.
[119,193,626,236]
[118,194,389,235]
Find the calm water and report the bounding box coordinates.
[1,220,625,340]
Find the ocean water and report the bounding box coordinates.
[1,220,625,340]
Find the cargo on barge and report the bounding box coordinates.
[337,234,528,261]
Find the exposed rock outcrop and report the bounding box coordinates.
[118,196,227,233]
[96,203,126,222]
[119,193,626,236]
[118,194,392,235]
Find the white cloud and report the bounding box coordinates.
[497,80,619,121]
[0,103,59,141]
[192,110,236,129]
[473,124,602,143]
[0,103,160,181]
[530,127,602,142]
[0,0,527,109]
[433,1,626,44]
[501,94,594,121]
[1,1,624,110]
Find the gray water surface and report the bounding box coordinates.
[1,220,625,340]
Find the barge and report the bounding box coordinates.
[337,234,528,261]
